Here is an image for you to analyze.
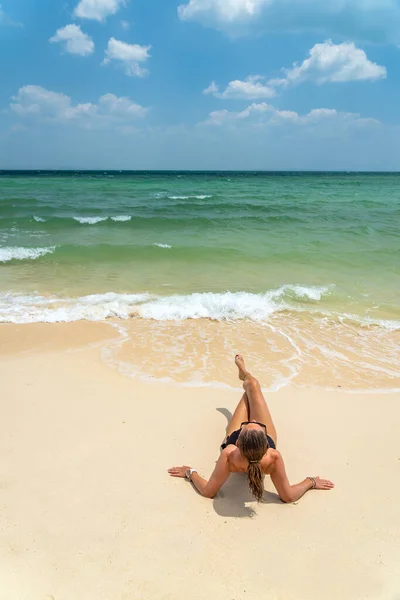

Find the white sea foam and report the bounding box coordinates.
[111,216,132,222]
[153,243,172,249]
[74,217,109,224]
[0,292,152,323]
[138,292,277,321]
[339,313,400,332]
[33,216,46,223]
[133,287,330,320]
[0,286,335,323]
[0,246,56,263]
[168,195,212,200]
[269,284,332,303]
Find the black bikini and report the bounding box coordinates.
[221,429,276,450]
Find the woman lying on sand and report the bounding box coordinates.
[168,355,334,502]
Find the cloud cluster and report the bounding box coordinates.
[10,86,148,128]
[103,37,151,76]
[202,101,380,129]
[204,41,386,100]
[49,24,95,56]
[179,0,269,24]
[48,27,152,77]
[49,3,150,77]
[178,0,400,45]
[204,102,271,125]
[74,0,126,22]
[273,40,386,86]
[204,76,275,99]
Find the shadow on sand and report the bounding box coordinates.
[216,407,233,434]
[213,475,281,518]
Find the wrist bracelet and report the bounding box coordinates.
[307,477,317,489]
[185,468,198,481]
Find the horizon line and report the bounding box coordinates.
[1,169,400,174]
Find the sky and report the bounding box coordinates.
[1,0,400,170]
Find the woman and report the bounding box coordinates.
[168,355,334,502]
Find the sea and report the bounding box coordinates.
[1,170,399,391]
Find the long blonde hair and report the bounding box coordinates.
[238,429,268,502]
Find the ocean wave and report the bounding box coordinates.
[153,243,172,249]
[338,313,400,332]
[137,287,331,321]
[1,288,399,329]
[110,216,132,222]
[74,217,109,224]
[0,292,151,323]
[0,246,56,263]
[33,216,46,222]
[168,195,212,200]
[269,284,330,303]
[0,286,335,323]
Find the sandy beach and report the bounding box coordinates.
[0,323,399,600]
[2,0,400,596]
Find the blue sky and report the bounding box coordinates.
[1,0,400,170]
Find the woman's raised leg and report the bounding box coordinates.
[225,392,250,438]
[235,354,277,445]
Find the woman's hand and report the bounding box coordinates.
[312,476,335,490]
[168,466,191,478]
[168,452,230,499]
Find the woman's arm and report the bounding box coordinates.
[270,451,334,503]
[168,449,231,499]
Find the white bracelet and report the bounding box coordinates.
[185,468,198,481]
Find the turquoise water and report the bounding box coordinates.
[1,169,400,388]
[0,171,399,322]
[1,170,399,390]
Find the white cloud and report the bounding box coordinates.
[203,102,272,125]
[49,24,94,56]
[178,0,400,45]
[203,81,219,95]
[120,20,130,29]
[179,0,269,24]
[203,75,276,99]
[206,41,386,103]
[201,101,380,129]
[273,40,386,86]
[74,0,126,21]
[99,93,147,117]
[10,86,85,119]
[9,86,148,127]
[103,37,151,77]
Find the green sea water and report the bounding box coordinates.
[0,170,399,319]
[1,170,399,389]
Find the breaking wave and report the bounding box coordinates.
[0,285,344,323]
[0,246,56,263]
[168,195,212,200]
[73,217,109,224]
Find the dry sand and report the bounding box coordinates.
[0,324,399,600]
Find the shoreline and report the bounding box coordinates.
[1,320,398,393]
[0,326,399,599]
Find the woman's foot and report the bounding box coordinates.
[235,354,248,381]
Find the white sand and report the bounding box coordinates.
[0,334,399,600]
